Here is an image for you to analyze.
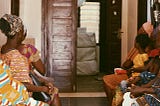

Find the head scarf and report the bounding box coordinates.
[1,14,23,37]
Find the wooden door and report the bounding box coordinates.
[100,0,122,74]
[42,0,77,92]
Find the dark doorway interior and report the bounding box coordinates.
[99,0,122,74]
[11,0,19,16]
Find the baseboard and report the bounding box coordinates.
[59,92,106,97]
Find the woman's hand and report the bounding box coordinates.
[34,84,54,95]
[127,68,134,77]
[45,82,54,94]
[130,85,144,98]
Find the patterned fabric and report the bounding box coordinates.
[144,94,160,106]
[1,49,32,83]
[136,77,160,106]
[17,44,59,102]
[122,92,138,106]
[122,77,160,106]
[0,59,48,106]
[126,47,139,61]
[112,86,123,106]
[149,48,160,57]
[18,44,40,63]
[103,74,128,90]
[139,71,156,84]
[1,14,23,37]
[152,77,160,99]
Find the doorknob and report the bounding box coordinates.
[113,29,124,39]
[117,29,123,39]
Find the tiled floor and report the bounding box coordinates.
[60,73,108,106]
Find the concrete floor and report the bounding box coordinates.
[76,74,105,92]
[60,73,108,106]
[61,97,108,106]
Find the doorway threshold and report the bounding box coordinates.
[59,92,106,97]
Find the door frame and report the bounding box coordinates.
[11,0,19,16]
[121,0,138,64]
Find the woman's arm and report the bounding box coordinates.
[23,82,49,93]
[32,59,46,75]
[30,70,55,94]
[129,58,154,73]
[130,85,155,97]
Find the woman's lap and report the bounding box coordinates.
[103,74,128,90]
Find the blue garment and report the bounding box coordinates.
[140,71,156,84]
[144,77,160,106]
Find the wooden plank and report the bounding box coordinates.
[54,0,72,2]
[52,18,72,25]
[52,24,72,36]
[52,6,72,17]
[53,41,71,53]
[52,52,72,60]
[53,36,72,41]
[53,1,72,7]
[53,60,71,70]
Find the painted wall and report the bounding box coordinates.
[20,0,42,52]
[121,0,137,63]
[0,0,138,64]
[0,0,42,52]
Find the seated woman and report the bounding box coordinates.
[122,54,160,87]
[103,32,152,106]
[0,56,49,106]
[0,14,61,106]
[122,76,160,106]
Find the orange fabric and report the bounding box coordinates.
[103,74,128,90]
[126,47,139,61]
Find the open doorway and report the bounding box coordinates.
[76,0,122,92]
[76,0,104,92]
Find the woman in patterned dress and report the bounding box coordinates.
[0,14,61,106]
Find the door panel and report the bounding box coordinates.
[42,0,77,92]
[100,0,122,74]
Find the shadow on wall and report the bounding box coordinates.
[0,32,7,47]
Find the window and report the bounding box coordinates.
[80,2,100,43]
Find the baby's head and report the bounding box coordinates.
[134,34,151,52]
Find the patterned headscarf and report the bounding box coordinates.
[1,14,23,37]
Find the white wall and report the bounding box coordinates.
[121,0,138,63]
[0,0,42,52]
[0,0,138,64]
[20,0,42,51]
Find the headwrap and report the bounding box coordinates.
[1,14,23,37]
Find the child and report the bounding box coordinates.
[120,34,160,93]
[112,34,152,106]
[121,56,160,93]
